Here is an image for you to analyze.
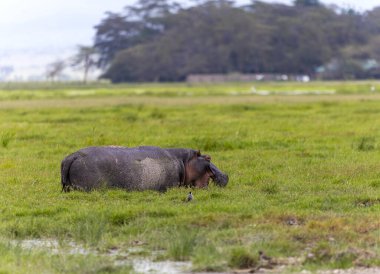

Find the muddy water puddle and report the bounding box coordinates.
[9,239,192,274]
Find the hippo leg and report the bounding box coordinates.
[61,185,71,193]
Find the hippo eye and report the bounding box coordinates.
[194,157,210,172]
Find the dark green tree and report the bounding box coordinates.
[95,0,380,82]
[94,0,180,68]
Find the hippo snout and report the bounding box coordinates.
[213,172,229,187]
[209,162,229,187]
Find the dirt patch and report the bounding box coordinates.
[3,94,380,109]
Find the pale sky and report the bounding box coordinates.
[0,0,378,50]
[0,0,379,80]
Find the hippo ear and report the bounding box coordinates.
[185,150,198,164]
[196,150,201,156]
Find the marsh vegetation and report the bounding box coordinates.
[0,82,379,273]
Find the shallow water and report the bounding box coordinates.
[9,239,192,273]
[132,259,191,274]
[10,239,90,255]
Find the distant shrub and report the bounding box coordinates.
[150,109,166,119]
[1,131,15,148]
[229,247,257,269]
[261,182,279,195]
[73,213,107,246]
[145,210,176,218]
[370,180,380,188]
[124,113,139,122]
[333,250,357,269]
[7,217,45,238]
[355,137,376,151]
[166,229,198,261]
[193,244,225,272]
[109,212,135,226]
[305,242,332,263]
[258,177,280,195]
[306,243,357,269]
[227,105,259,112]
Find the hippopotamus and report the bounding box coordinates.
[61,146,228,192]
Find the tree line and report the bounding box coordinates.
[88,0,380,82]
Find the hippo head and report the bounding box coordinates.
[184,150,229,188]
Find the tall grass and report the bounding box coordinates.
[1,131,15,148]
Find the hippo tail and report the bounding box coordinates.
[61,153,78,192]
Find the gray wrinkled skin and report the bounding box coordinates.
[61,146,228,192]
[209,162,229,187]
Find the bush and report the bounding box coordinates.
[228,247,257,269]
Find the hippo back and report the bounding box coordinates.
[66,146,184,191]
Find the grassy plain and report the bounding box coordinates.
[0,81,379,273]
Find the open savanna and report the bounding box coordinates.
[0,82,379,273]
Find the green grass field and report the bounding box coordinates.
[0,82,379,273]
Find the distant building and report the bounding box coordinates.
[186,73,310,83]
